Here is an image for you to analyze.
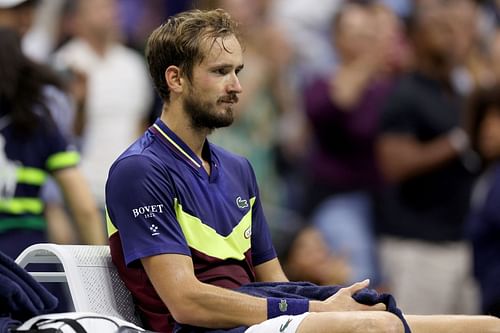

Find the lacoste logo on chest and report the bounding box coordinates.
[236,196,248,209]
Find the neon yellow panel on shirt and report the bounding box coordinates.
[175,197,255,260]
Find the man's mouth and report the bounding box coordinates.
[218,96,239,104]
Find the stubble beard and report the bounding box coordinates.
[183,92,235,132]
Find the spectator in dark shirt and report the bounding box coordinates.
[466,85,500,317]
[302,2,404,287]
[376,0,480,314]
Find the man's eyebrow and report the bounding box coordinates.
[209,63,244,71]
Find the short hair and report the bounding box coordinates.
[145,8,241,102]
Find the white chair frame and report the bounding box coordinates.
[15,243,142,327]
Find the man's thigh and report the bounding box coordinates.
[245,313,309,333]
[405,314,500,333]
[246,311,404,333]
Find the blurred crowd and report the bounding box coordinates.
[1,0,500,317]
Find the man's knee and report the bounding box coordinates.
[298,311,404,333]
[366,312,404,333]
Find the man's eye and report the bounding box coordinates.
[215,68,228,75]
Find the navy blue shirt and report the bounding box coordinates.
[105,119,277,333]
[0,110,79,232]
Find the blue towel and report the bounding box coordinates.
[0,250,58,322]
[174,281,411,333]
[0,317,21,333]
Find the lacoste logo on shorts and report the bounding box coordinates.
[279,318,293,332]
[236,196,248,209]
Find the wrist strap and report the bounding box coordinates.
[267,298,309,319]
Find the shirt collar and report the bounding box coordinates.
[150,118,204,170]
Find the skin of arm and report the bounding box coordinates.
[376,133,460,183]
[142,253,268,328]
[254,257,288,282]
[141,254,386,329]
[53,167,107,245]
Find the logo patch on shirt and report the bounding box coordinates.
[149,224,159,236]
[132,204,164,219]
[236,196,248,209]
[279,299,288,312]
[244,227,251,239]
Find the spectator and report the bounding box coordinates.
[301,1,404,287]
[53,0,154,212]
[270,0,341,82]
[465,85,500,317]
[376,0,480,314]
[0,0,96,246]
[0,27,105,259]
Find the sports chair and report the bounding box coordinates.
[15,243,142,327]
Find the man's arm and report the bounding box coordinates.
[141,253,384,329]
[142,253,267,329]
[254,258,288,282]
[54,167,107,245]
[376,133,460,183]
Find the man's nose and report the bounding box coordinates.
[227,73,242,94]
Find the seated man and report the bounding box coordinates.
[105,8,500,333]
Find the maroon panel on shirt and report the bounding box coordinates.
[109,232,255,333]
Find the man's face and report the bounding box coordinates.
[77,0,120,41]
[413,0,457,64]
[479,108,500,161]
[182,34,243,131]
[0,4,36,36]
[335,6,376,61]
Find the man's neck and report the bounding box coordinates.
[80,32,110,57]
[416,55,453,85]
[160,105,208,161]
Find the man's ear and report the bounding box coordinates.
[165,66,184,94]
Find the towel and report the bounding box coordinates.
[174,281,411,333]
[0,317,21,333]
[0,250,58,322]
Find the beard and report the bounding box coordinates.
[183,89,237,131]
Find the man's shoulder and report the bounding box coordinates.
[52,38,98,74]
[393,72,438,95]
[210,141,248,161]
[210,142,252,170]
[109,132,169,176]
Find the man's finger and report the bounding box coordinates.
[353,302,387,311]
[344,279,370,294]
[366,302,387,311]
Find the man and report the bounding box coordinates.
[375,0,481,314]
[53,0,154,212]
[0,0,106,255]
[105,8,500,333]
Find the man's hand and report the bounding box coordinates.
[311,279,387,312]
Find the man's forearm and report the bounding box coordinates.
[167,279,268,328]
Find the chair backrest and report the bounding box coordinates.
[15,243,142,327]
